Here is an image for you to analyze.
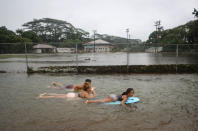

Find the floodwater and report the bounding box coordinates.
[0,73,198,131]
[0,52,198,72]
[0,53,198,131]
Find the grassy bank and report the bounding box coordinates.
[28,64,198,74]
[0,54,61,59]
[0,54,27,59]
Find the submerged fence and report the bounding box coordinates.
[27,43,198,73]
[126,44,198,72]
[0,43,198,73]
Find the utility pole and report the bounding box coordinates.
[93,30,97,53]
[154,20,161,54]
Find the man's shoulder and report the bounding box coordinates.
[74,84,84,87]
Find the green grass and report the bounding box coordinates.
[0,54,40,59]
[0,53,66,59]
[0,54,26,59]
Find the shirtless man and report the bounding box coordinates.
[50,79,95,91]
[40,82,96,99]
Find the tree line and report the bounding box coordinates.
[0,17,141,53]
[146,8,198,45]
[0,18,90,53]
[0,8,197,53]
[1,18,90,43]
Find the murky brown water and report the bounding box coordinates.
[0,73,198,131]
[0,52,198,73]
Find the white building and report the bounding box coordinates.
[33,44,56,53]
[83,39,114,53]
[57,48,75,53]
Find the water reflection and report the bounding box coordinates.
[0,73,197,130]
[0,52,198,72]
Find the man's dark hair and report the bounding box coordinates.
[85,79,91,83]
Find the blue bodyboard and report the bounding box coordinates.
[105,97,140,105]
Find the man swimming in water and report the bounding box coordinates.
[40,82,96,99]
[50,79,95,91]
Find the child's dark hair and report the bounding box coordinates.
[85,79,91,83]
[83,82,91,91]
[122,88,134,95]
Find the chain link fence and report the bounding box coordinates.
[0,43,198,73]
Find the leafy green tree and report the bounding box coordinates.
[0,26,33,53]
[16,29,41,42]
[22,18,89,42]
[0,26,30,43]
[147,19,198,46]
[0,26,16,42]
[187,20,198,44]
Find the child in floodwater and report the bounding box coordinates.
[50,79,95,91]
[85,88,134,107]
[39,82,96,99]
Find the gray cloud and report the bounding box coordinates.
[0,0,197,41]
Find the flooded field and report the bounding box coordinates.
[0,73,198,131]
[0,53,198,131]
[0,52,198,73]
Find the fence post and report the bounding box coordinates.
[24,43,29,72]
[75,43,78,72]
[176,44,178,73]
[127,43,130,73]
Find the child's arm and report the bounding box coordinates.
[120,96,128,107]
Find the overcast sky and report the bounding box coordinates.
[0,0,197,41]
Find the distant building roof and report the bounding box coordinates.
[84,39,111,45]
[33,44,56,49]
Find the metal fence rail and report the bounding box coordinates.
[1,43,197,73]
